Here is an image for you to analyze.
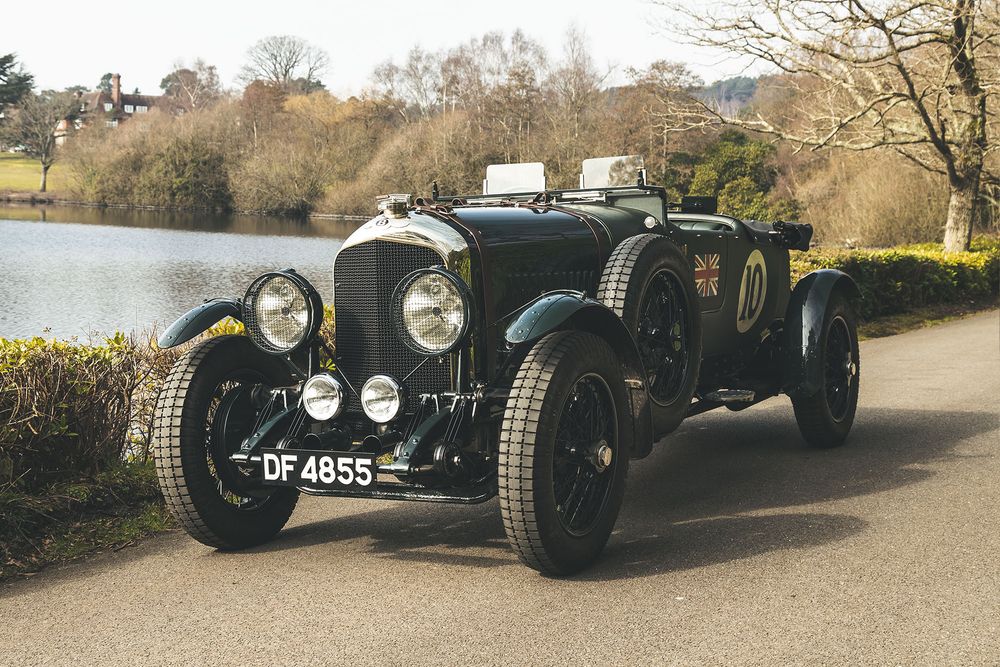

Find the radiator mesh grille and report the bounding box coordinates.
[333,240,452,413]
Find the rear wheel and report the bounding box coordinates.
[499,332,630,575]
[153,335,299,549]
[791,293,860,447]
[597,234,702,435]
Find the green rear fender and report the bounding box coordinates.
[782,270,861,398]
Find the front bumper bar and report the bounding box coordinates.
[298,478,496,504]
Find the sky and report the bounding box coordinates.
[3,0,750,97]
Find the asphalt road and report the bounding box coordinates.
[2,312,998,666]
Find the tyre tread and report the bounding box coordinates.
[499,332,620,574]
[153,336,297,549]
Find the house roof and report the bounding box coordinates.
[120,93,161,108]
[79,89,168,115]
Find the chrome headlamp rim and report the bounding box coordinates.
[242,269,323,355]
[360,374,406,424]
[302,372,345,422]
[390,267,474,357]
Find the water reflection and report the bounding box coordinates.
[0,203,364,239]
[0,204,364,339]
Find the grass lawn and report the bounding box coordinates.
[0,153,69,193]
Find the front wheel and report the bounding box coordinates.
[499,332,630,575]
[153,335,299,549]
[791,293,860,447]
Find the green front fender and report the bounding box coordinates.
[504,291,655,459]
[158,298,241,349]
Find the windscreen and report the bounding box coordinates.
[581,155,645,188]
[483,162,546,195]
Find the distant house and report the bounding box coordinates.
[56,73,170,144]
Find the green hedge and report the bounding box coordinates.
[0,305,335,496]
[0,334,171,494]
[790,237,1000,320]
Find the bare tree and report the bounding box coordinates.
[620,61,705,186]
[240,35,329,93]
[438,30,548,162]
[656,0,998,251]
[547,27,607,137]
[543,26,609,179]
[3,91,77,191]
[370,48,442,122]
[160,59,222,111]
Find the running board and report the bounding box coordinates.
[688,389,773,417]
[703,389,756,404]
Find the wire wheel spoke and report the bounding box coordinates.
[824,316,855,421]
[638,271,688,404]
[204,372,271,511]
[552,374,617,536]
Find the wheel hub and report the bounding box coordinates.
[591,440,613,473]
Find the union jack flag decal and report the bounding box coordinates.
[694,253,721,297]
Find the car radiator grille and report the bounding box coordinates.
[333,239,451,413]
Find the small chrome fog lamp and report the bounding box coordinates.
[302,373,345,422]
[360,375,405,424]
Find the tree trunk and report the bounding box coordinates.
[39,164,49,193]
[942,179,978,252]
[943,170,980,252]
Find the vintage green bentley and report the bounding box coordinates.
[153,156,860,575]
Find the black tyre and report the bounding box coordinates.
[597,233,702,435]
[791,293,860,447]
[499,331,630,576]
[154,335,299,549]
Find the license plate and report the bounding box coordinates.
[260,448,377,490]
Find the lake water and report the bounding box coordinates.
[0,205,364,339]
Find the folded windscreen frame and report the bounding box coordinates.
[483,162,546,195]
[580,155,645,188]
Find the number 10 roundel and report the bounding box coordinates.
[736,250,768,333]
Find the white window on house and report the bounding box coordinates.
[124,104,134,113]
[103,102,113,112]
[106,119,118,128]
[135,105,148,113]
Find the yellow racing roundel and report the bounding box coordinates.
[736,249,767,333]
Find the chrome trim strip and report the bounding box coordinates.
[337,211,469,273]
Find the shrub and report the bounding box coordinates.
[1,306,337,495]
[688,130,799,221]
[134,133,231,209]
[790,239,1000,319]
[0,334,162,492]
[229,142,329,215]
[65,107,236,210]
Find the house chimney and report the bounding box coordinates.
[111,73,122,108]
